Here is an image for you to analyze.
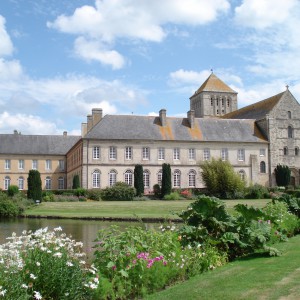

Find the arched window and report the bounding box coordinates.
[288,126,293,138]
[260,161,266,173]
[239,170,245,181]
[58,177,64,189]
[173,169,181,188]
[45,176,52,190]
[295,147,299,156]
[18,177,24,190]
[284,147,288,156]
[188,170,196,187]
[288,111,292,119]
[92,170,100,188]
[124,170,133,186]
[143,170,150,188]
[109,170,117,187]
[4,176,10,190]
[157,170,162,186]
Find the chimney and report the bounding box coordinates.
[87,114,93,132]
[81,122,87,137]
[13,130,18,135]
[63,131,67,136]
[92,108,103,126]
[187,110,195,129]
[159,109,167,127]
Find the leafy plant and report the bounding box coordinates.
[101,182,136,201]
[163,191,181,200]
[7,185,19,197]
[27,170,42,201]
[153,184,161,199]
[86,189,102,201]
[274,164,291,187]
[0,193,20,217]
[245,184,270,199]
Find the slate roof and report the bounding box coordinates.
[0,134,81,155]
[191,73,237,97]
[223,91,285,120]
[85,115,267,143]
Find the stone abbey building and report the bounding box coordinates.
[1,73,299,192]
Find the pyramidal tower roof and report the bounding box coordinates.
[192,73,237,97]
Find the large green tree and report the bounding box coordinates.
[161,163,172,198]
[27,170,42,201]
[72,174,80,189]
[134,164,144,196]
[274,164,291,186]
[200,158,245,199]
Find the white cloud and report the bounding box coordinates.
[169,69,211,86]
[0,58,23,80]
[0,15,14,56]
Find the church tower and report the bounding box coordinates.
[190,72,238,118]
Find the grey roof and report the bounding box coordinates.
[0,134,81,155]
[85,115,267,143]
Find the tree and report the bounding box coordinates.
[72,174,80,189]
[161,163,171,198]
[274,164,291,187]
[27,170,42,201]
[134,164,144,196]
[200,158,245,199]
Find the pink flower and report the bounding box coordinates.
[163,261,167,266]
[112,265,116,270]
[132,260,137,264]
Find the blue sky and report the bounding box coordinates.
[1,0,300,135]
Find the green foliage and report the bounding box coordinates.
[27,170,42,201]
[274,164,291,187]
[7,185,19,197]
[101,182,136,201]
[86,189,102,201]
[0,193,20,217]
[163,191,181,200]
[153,184,161,199]
[161,163,171,198]
[200,158,245,199]
[134,164,144,196]
[245,184,270,199]
[274,193,300,218]
[74,187,87,197]
[72,174,80,189]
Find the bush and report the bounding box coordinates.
[74,188,87,197]
[134,165,144,196]
[86,189,102,201]
[274,164,291,187]
[163,192,181,200]
[101,182,136,201]
[27,170,42,201]
[245,184,270,199]
[161,163,172,198]
[7,185,19,197]
[153,184,161,199]
[42,191,55,202]
[0,194,20,217]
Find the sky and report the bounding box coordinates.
[1,0,300,135]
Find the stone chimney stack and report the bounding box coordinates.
[159,109,167,127]
[187,110,195,129]
[87,114,93,132]
[92,108,103,126]
[81,123,87,137]
[63,131,67,136]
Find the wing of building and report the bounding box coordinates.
[1,73,299,191]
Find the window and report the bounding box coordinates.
[92,170,100,188]
[188,148,195,160]
[157,170,163,186]
[284,147,288,156]
[260,161,266,173]
[221,148,228,161]
[143,170,150,188]
[18,159,24,169]
[5,159,10,170]
[239,170,245,181]
[18,177,24,190]
[295,147,299,156]
[222,98,224,106]
[142,147,150,160]
[124,170,133,186]
[173,148,180,160]
[109,170,117,186]
[288,111,292,119]
[188,170,196,187]
[45,177,52,190]
[260,149,266,156]
[125,147,133,160]
[211,98,213,106]
[216,98,219,106]
[59,160,65,171]
[46,160,52,170]
[58,177,64,189]
[203,148,210,161]
[93,146,100,159]
[32,160,38,170]
[227,99,230,107]
[158,147,165,160]
[173,170,181,188]
[237,149,245,161]
[109,147,117,160]
[4,176,10,190]
[288,126,293,138]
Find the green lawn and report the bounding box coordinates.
[147,235,300,300]
[23,199,270,219]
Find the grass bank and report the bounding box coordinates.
[22,199,270,220]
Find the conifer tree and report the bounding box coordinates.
[134,164,144,196]
[274,164,291,187]
[72,174,80,189]
[161,163,171,198]
[27,170,42,201]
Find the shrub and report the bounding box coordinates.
[7,185,19,197]
[74,188,87,197]
[163,191,181,200]
[275,194,300,218]
[27,170,42,201]
[153,184,161,199]
[72,174,80,189]
[42,191,55,202]
[0,194,20,217]
[86,189,102,201]
[245,184,270,199]
[134,164,144,196]
[274,164,291,187]
[161,163,171,198]
[101,182,136,201]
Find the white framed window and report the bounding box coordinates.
[18,159,24,169]
[143,170,150,188]
[124,170,133,186]
[188,170,196,187]
[158,147,165,160]
[157,170,163,186]
[188,148,195,160]
[5,159,10,170]
[32,160,38,170]
[18,177,24,190]
[109,146,117,160]
[45,177,52,190]
[58,177,64,189]
[260,149,266,157]
[237,149,245,161]
[239,170,245,181]
[173,169,181,188]
[173,148,180,160]
[4,176,10,190]
[221,148,228,161]
[203,148,210,161]
[109,170,117,186]
[46,159,52,170]
[59,160,65,171]
[93,146,100,159]
[92,170,100,188]
[142,147,150,160]
[125,147,133,160]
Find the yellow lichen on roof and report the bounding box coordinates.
[159,121,174,140]
[188,122,202,140]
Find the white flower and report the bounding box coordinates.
[36,262,41,267]
[34,291,42,300]
[21,284,28,289]
[53,252,62,258]
[89,283,97,289]
[54,226,62,232]
[30,273,37,280]
[66,261,73,267]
